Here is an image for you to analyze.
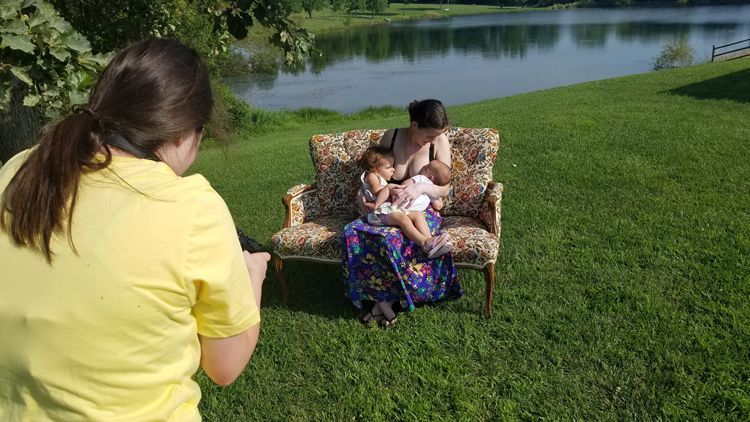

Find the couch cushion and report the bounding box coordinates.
[271,215,352,261]
[442,128,500,218]
[442,216,498,268]
[310,130,386,216]
[272,214,498,269]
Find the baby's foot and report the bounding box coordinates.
[424,233,452,259]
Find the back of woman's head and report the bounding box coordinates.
[1,38,212,262]
[91,38,212,156]
[408,99,449,129]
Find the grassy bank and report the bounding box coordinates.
[293,4,538,34]
[192,58,750,420]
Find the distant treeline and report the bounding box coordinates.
[398,0,750,6]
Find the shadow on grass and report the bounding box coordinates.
[261,262,489,321]
[668,67,750,103]
[262,261,355,320]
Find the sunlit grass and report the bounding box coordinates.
[294,3,537,34]
[192,58,750,420]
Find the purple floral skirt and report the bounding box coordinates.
[342,207,461,312]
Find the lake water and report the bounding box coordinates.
[226,5,750,113]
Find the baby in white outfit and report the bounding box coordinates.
[358,146,452,259]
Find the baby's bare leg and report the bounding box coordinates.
[408,211,432,241]
[386,212,428,247]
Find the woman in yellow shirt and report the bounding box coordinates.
[0,39,268,420]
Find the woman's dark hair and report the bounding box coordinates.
[0,38,213,262]
[408,99,449,129]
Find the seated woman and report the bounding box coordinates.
[342,99,462,328]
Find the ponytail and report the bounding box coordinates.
[0,109,110,262]
[1,38,213,263]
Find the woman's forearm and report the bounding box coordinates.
[422,182,450,200]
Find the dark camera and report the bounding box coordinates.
[237,228,262,253]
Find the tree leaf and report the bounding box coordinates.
[69,89,87,106]
[22,93,40,107]
[77,52,111,70]
[0,3,20,21]
[61,32,91,53]
[10,66,32,86]
[0,83,12,111]
[1,33,36,53]
[2,19,27,35]
[27,7,48,28]
[49,46,71,62]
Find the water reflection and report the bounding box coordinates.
[227,6,750,112]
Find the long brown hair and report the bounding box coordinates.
[0,38,213,262]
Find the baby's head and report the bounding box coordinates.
[359,145,395,179]
[419,160,451,186]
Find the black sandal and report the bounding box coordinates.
[378,314,398,328]
[359,302,382,327]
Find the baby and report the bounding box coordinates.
[359,146,452,259]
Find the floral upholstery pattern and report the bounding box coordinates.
[441,127,499,218]
[309,130,386,216]
[271,215,351,261]
[284,184,321,228]
[442,216,499,268]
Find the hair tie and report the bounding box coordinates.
[72,105,98,122]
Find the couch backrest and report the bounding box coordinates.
[309,127,499,218]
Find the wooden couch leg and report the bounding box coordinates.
[483,263,495,318]
[273,256,289,304]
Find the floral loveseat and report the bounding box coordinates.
[271,128,503,317]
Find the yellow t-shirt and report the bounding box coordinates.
[0,151,260,421]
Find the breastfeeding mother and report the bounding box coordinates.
[342,99,462,327]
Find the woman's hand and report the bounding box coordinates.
[243,251,270,307]
[200,251,268,387]
[390,183,424,208]
[357,190,376,213]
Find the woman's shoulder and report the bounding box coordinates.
[379,127,408,147]
[101,158,220,204]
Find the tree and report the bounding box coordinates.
[365,0,387,17]
[298,0,326,18]
[1,0,315,162]
[51,0,314,68]
[0,0,110,163]
[329,0,347,15]
[347,0,366,14]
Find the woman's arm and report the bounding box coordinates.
[199,251,268,386]
[391,178,450,206]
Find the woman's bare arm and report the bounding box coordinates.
[199,251,268,386]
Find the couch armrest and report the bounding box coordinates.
[478,181,503,238]
[282,183,319,228]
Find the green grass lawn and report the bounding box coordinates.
[191,58,750,420]
[293,4,537,34]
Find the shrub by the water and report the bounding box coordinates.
[652,39,695,70]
